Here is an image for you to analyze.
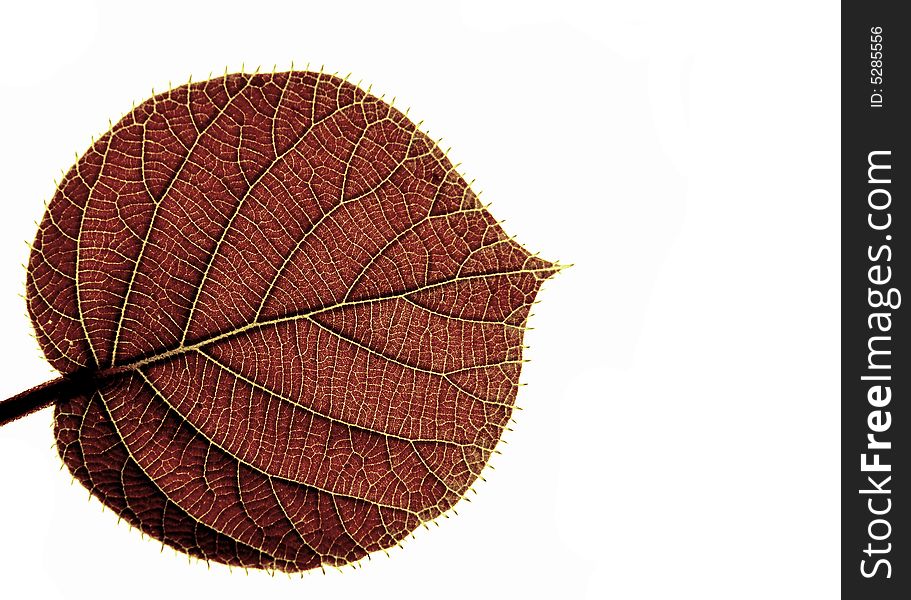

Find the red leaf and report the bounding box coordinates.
[20,71,558,572]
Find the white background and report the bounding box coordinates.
[0,1,839,598]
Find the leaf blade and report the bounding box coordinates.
[28,71,557,572]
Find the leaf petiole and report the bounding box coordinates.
[0,369,97,428]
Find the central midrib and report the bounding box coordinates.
[95,264,551,381]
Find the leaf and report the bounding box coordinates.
[18,70,558,573]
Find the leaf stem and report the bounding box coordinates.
[0,369,95,428]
